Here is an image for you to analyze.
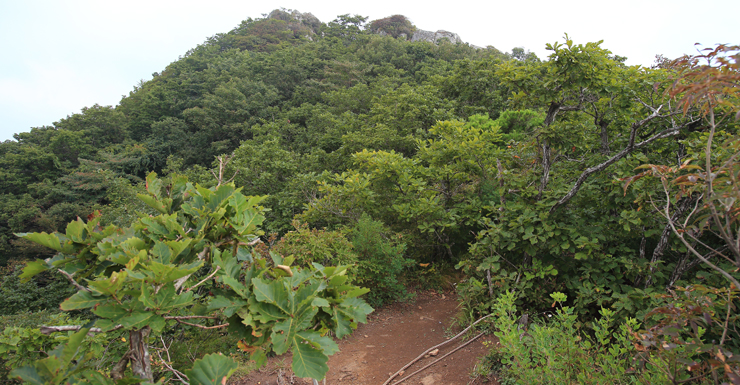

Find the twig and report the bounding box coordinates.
[381,313,493,385]
[173,319,229,330]
[40,324,123,335]
[163,315,219,320]
[390,331,486,385]
[57,269,90,292]
[158,336,189,384]
[185,266,221,292]
[720,289,732,345]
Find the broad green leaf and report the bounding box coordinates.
[120,311,156,329]
[61,291,103,310]
[291,339,329,380]
[207,295,248,318]
[297,330,339,356]
[247,302,286,323]
[338,297,373,324]
[60,326,90,366]
[9,366,45,384]
[271,307,318,354]
[18,260,50,282]
[65,219,86,242]
[93,303,128,321]
[250,348,267,369]
[185,353,238,385]
[252,278,290,314]
[331,307,354,339]
[311,298,330,307]
[16,232,62,252]
[145,172,163,198]
[89,271,127,296]
[137,194,167,214]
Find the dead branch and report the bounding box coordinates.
[390,331,486,385]
[40,324,123,336]
[382,313,493,385]
[156,336,189,384]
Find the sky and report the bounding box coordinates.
[1,0,738,141]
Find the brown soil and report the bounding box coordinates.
[231,291,495,385]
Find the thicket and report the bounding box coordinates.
[1,7,738,384]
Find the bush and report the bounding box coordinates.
[490,291,659,384]
[349,214,413,306]
[272,220,358,268]
[0,261,75,316]
[0,312,121,384]
[485,289,740,384]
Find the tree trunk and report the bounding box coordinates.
[599,119,610,155]
[110,327,153,381]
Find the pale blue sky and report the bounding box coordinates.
[1,0,738,141]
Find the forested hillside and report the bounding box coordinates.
[1,8,738,384]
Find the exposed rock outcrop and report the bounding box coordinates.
[411,29,463,44]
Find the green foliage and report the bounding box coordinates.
[0,263,75,316]
[368,15,415,39]
[490,291,660,384]
[349,214,412,306]
[184,353,238,385]
[2,316,121,385]
[14,173,372,382]
[272,221,358,268]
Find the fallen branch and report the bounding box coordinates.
[381,313,493,385]
[40,324,123,336]
[390,331,486,385]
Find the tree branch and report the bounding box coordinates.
[57,269,90,292]
[550,108,695,213]
[40,324,123,335]
[173,319,230,330]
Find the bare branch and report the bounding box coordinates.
[185,266,221,293]
[57,269,90,292]
[550,110,698,213]
[173,319,229,330]
[40,324,123,336]
[157,336,189,384]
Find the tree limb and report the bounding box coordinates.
[40,324,123,335]
[57,269,90,292]
[550,108,696,213]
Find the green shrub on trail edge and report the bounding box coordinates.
[12,172,373,383]
[350,214,413,306]
[487,290,740,384]
[272,220,358,268]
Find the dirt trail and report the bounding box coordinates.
[232,291,494,385]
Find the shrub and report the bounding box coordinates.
[486,289,740,384]
[0,261,75,316]
[349,214,413,306]
[490,291,661,384]
[272,220,358,268]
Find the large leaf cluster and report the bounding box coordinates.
[14,172,372,381]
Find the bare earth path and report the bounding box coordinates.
[232,291,495,385]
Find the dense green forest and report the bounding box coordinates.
[1,9,739,384]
